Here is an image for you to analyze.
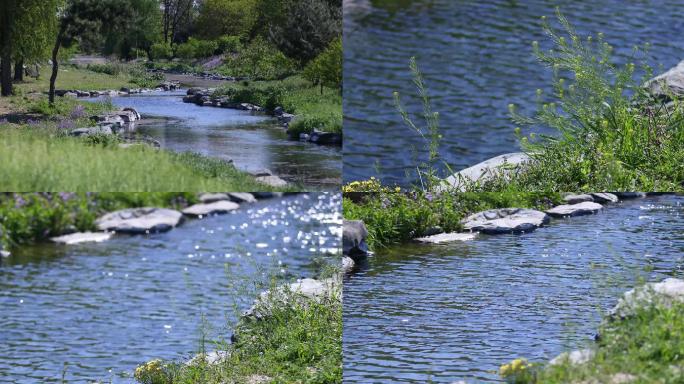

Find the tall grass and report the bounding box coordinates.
[0,128,285,191]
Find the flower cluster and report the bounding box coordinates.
[342,177,401,193]
[499,358,535,383]
[134,359,168,384]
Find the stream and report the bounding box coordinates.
[343,0,684,185]
[91,91,341,190]
[343,194,684,383]
[0,193,341,383]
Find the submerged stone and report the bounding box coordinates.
[461,208,550,234]
[50,232,113,245]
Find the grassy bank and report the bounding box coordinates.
[343,189,561,250]
[0,192,196,250]
[134,282,342,384]
[500,296,684,383]
[211,76,342,135]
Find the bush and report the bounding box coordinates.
[175,38,219,59]
[217,37,296,80]
[150,42,173,60]
[303,37,342,90]
[289,113,341,135]
[216,35,242,53]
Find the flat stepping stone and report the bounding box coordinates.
[95,207,183,234]
[227,192,257,203]
[51,232,113,244]
[414,232,478,244]
[461,208,550,234]
[563,193,594,204]
[591,192,619,203]
[546,202,603,217]
[198,193,230,203]
[182,201,240,216]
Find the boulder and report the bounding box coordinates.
[186,350,230,366]
[273,106,284,116]
[244,277,340,320]
[255,175,288,188]
[309,131,342,145]
[414,232,478,244]
[645,59,684,100]
[279,113,295,124]
[93,114,125,127]
[343,220,369,258]
[440,152,531,192]
[69,126,113,137]
[122,107,141,120]
[227,192,257,203]
[546,202,603,217]
[50,232,113,245]
[118,111,138,123]
[182,201,240,216]
[549,349,595,366]
[95,208,183,234]
[563,193,594,204]
[461,208,550,234]
[198,193,230,204]
[610,278,684,319]
[590,192,619,204]
[343,256,355,274]
[187,87,205,96]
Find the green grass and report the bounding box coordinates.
[16,65,138,94]
[134,282,342,384]
[0,126,290,191]
[343,191,561,250]
[0,192,197,249]
[503,300,684,383]
[213,76,342,135]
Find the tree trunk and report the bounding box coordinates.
[0,55,11,96]
[13,58,23,81]
[49,28,65,105]
[0,12,12,96]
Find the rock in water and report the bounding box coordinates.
[182,201,240,216]
[227,192,257,203]
[610,278,684,319]
[546,202,603,217]
[461,208,550,234]
[562,193,594,204]
[646,59,684,100]
[414,232,478,244]
[590,192,619,203]
[198,193,230,203]
[343,256,355,273]
[343,220,369,258]
[95,208,183,234]
[50,232,113,244]
[440,152,531,192]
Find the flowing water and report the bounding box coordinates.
[92,91,341,189]
[343,194,684,382]
[0,193,341,383]
[343,0,684,185]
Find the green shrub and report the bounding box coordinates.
[216,35,242,53]
[150,42,173,60]
[219,37,296,80]
[175,38,219,59]
[303,37,342,90]
[289,113,341,135]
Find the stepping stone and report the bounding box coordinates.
[591,192,619,203]
[546,202,603,217]
[414,232,477,244]
[182,201,240,216]
[227,192,257,203]
[563,193,594,204]
[343,220,369,258]
[51,232,113,245]
[461,208,550,234]
[612,192,646,199]
[95,207,183,234]
[198,193,230,203]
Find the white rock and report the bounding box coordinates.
[95,208,183,234]
[50,232,113,245]
[198,193,230,203]
[563,193,594,204]
[549,348,595,366]
[461,208,550,234]
[646,59,684,99]
[227,192,257,203]
[182,201,240,216]
[342,256,355,273]
[244,277,340,319]
[610,278,684,319]
[255,175,288,188]
[591,192,619,203]
[546,202,603,217]
[440,152,531,191]
[414,232,478,244]
[186,350,230,366]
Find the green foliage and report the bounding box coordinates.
[256,0,342,63]
[195,0,258,40]
[0,192,196,249]
[175,37,219,59]
[215,35,242,53]
[150,42,173,60]
[289,113,341,135]
[343,191,560,249]
[303,38,342,90]
[218,36,296,80]
[101,0,162,60]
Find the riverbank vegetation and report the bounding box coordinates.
[347,10,684,194]
[0,192,196,250]
[499,293,684,383]
[134,285,342,384]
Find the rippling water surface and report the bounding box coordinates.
[0,193,341,383]
[93,91,341,189]
[344,0,684,185]
[343,195,684,382]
